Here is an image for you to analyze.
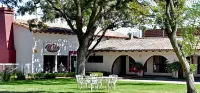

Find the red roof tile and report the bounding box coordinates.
[144,29,167,37]
[144,29,200,37]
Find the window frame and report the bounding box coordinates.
[153,56,168,73]
[87,55,103,63]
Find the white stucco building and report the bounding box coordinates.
[13,20,128,74]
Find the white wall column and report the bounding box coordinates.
[126,56,129,74]
[55,55,58,72]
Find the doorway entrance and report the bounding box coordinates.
[112,55,132,75]
[120,56,126,75]
[43,55,55,73]
[70,56,77,72]
[57,56,68,72]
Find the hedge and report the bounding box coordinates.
[85,72,103,77]
[28,72,75,79]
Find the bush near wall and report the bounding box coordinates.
[85,72,104,77]
[28,72,75,79]
[44,73,56,79]
[15,70,25,80]
[65,72,75,77]
[1,70,11,82]
[167,61,182,72]
[34,72,45,79]
[28,73,56,79]
[54,72,75,77]
[54,73,66,77]
[86,71,111,76]
[0,70,25,82]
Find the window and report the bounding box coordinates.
[153,56,168,73]
[43,55,55,73]
[57,56,68,72]
[198,56,200,74]
[88,56,103,63]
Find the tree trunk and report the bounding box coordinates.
[168,35,197,93]
[77,44,87,75]
[185,72,196,93]
[76,36,90,75]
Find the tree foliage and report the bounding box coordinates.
[149,0,199,93]
[0,0,152,75]
[151,0,200,60]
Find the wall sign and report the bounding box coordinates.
[45,43,60,52]
[34,49,37,53]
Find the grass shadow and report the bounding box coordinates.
[0,91,76,93]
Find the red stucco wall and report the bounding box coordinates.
[0,7,16,63]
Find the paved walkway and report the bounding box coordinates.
[117,76,200,84]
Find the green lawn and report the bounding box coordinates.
[0,78,199,93]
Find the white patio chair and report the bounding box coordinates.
[90,77,99,91]
[108,75,118,89]
[97,77,103,89]
[76,75,84,89]
[84,76,91,89]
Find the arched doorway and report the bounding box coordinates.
[111,55,135,75]
[144,55,168,75]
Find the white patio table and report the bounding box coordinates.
[80,76,117,91]
[97,76,117,89]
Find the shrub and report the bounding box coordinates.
[44,73,56,79]
[0,72,3,80]
[55,73,66,77]
[167,61,182,72]
[65,72,75,77]
[34,72,44,79]
[27,73,36,79]
[28,73,56,79]
[85,72,103,77]
[102,71,110,76]
[10,75,17,81]
[28,72,74,79]
[2,70,11,82]
[28,73,34,77]
[129,62,144,73]
[15,70,25,80]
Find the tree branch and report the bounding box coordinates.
[46,0,77,34]
[169,0,175,13]
[86,27,109,58]
[83,1,103,40]
[169,0,176,36]
[87,1,98,29]
[165,0,172,34]
[73,0,83,35]
[87,29,103,48]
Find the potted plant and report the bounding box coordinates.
[129,62,144,77]
[167,61,181,78]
